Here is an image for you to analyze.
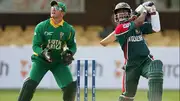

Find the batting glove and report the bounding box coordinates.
[135,1,156,14]
[135,4,148,14]
[142,1,156,15]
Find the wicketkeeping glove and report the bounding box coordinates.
[41,48,52,63]
[61,50,74,65]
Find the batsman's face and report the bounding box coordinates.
[114,9,131,24]
[50,5,64,19]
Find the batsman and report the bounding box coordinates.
[100,1,163,101]
[18,1,77,101]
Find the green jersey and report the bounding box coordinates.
[115,21,153,61]
[32,18,77,63]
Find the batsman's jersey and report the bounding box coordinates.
[32,18,77,63]
[115,21,153,61]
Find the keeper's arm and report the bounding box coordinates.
[66,27,77,54]
[32,23,44,56]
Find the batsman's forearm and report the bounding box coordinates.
[134,12,147,27]
[100,31,116,46]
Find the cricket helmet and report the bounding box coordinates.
[113,2,132,24]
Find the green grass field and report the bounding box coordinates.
[0,89,179,101]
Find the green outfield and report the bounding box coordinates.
[0,89,179,101]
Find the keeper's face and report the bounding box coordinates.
[50,5,64,19]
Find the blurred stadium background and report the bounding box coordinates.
[0,0,179,101]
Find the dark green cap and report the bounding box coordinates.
[50,0,67,12]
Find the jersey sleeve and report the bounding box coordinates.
[115,21,135,36]
[66,26,77,54]
[32,22,44,56]
[140,22,153,34]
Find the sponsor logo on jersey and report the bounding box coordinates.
[128,35,143,42]
[123,23,130,28]
[44,31,53,36]
[47,39,61,50]
[60,32,64,40]
[135,29,141,34]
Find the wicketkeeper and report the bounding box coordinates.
[18,1,77,101]
[100,1,163,101]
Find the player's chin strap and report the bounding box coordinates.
[151,11,161,32]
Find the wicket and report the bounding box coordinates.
[76,60,96,101]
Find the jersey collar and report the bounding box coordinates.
[50,18,64,28]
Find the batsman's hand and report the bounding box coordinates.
[142,1,154,7]
[42,48,52,63]
[142,1,156,15]
[135,1,156,14]
[62,49,74,65]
